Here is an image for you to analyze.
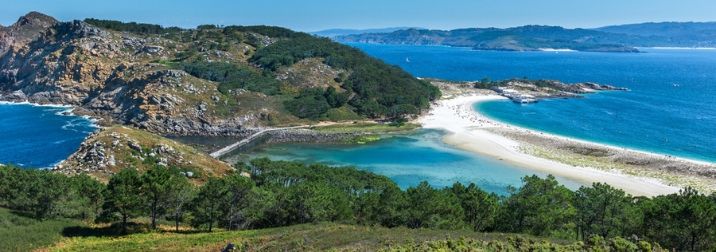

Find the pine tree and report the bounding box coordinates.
[103,168,143,234]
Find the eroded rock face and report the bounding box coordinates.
[55,126,233,180]
[0,12,58,53]
[0,12,265,136]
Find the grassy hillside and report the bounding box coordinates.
[0,208,83,252]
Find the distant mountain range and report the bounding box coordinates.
[334,22,716,52]
[311,27,423,38]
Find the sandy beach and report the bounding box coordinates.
[417,91,716,196]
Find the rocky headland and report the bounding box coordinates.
[0,12,437,176]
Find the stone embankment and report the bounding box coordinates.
[211,126,361,158]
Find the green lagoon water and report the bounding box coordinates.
[244,130,581,195]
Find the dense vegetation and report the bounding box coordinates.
[250,35,440,119]
[2,160,716,251]
[85,18,183,35]
[86,19,440,121]
[177,61,282,95]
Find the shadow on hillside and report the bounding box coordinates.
[62,222,207,237]
[62,222,147,237]
[6,209,38,219]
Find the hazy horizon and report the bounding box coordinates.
[2,0,716,32]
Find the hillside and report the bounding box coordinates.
[311,27,423,38]
[0,12,439,136]
[55,125,233,182]
[337,22,716,51]
[45,223,663,252]
[596,22,716,47]
[337,26,641,52]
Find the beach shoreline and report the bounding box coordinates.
[418,91,716,196]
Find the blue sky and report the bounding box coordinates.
[2,0,715,31]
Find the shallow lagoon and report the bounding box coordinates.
[242,130,581,195]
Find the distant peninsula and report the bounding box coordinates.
[336,22,716,52]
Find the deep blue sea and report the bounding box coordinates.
[350,44,716,163]
[0,103,97,168]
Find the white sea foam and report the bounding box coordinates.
[1,100,100,128]
[0,100,73,108]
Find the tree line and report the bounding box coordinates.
[1,159,715,251]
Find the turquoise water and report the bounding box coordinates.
[246,130,580,194]
[0,103,97,168]
[350,44,716,162]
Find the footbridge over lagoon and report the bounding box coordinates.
[210,125,311,158]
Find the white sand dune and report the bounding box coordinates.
[418,94,680,196]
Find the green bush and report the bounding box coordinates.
[178,61,281,95]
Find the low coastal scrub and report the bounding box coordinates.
[2,159,716,251]
[383,236,663,252]
[312,122,420,134]
[48,223,664,252]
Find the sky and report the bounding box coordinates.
[1,0,715,31]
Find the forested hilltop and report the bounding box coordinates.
[1,160,715,251]
[0,12,439,136]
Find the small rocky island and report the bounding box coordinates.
[425,78,628,103]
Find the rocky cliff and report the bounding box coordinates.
[0,13,264,135]
[0,12,439,136]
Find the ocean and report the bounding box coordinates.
[350,44,716,162]
[0,103,97,168]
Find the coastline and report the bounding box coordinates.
[0,100,101,126]
[0,101,101,169]
[418,91,716,196]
